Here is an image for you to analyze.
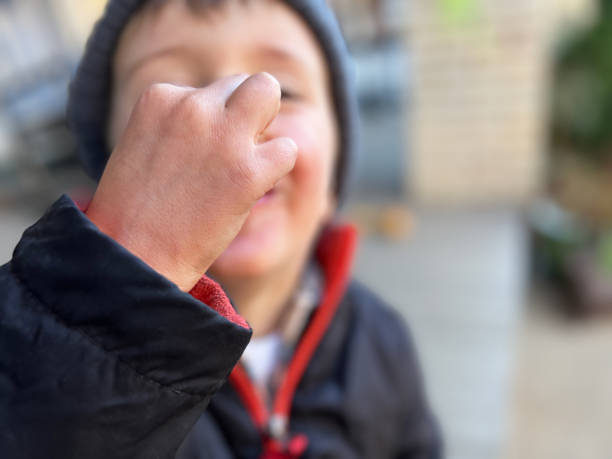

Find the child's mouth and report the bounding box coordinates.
[254,188,276,208]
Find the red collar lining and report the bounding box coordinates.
[190,276,250,329]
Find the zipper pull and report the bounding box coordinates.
[268,414,288,441]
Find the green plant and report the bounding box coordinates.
[552,1,612,162]
[439,0,479,26]
[597,231,612,275]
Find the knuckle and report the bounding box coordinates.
[135,83,181,127]
[139,82,174,108]
[177,91,216,129]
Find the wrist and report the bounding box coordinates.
[85,204,203,292]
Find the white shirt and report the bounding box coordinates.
[241,332,283,390]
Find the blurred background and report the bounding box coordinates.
[1,0,611,458]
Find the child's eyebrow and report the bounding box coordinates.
[253,45,313,77]
[119,44,315,83]
[119,46,197,80]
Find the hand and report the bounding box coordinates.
[85,73,297,291]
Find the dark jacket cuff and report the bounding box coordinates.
[11,194,251,396]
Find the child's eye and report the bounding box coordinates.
[281,88,298,100]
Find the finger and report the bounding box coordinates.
[224,72,281,136]
[204,73,251,102]
[253,136,298,190]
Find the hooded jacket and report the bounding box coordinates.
[0,0,442,457]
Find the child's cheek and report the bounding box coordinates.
[274,111,335,194]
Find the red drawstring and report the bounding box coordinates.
[261,433,309,459]
[229,364,268,429]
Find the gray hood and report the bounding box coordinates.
[67,0,359,203]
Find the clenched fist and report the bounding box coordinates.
[85,73,298,291]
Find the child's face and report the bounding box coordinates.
[108,0,338,279]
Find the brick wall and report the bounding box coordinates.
[50,0,107,50]
[409,0,595,206]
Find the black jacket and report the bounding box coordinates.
[0,195,441,458]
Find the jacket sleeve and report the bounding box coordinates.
[0,195,252,459]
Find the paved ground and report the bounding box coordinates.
[0,208,37,263]
[503,288,612,459]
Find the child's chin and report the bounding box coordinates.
[210,229,285,278]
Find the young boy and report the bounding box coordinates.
[0,0,441,457]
